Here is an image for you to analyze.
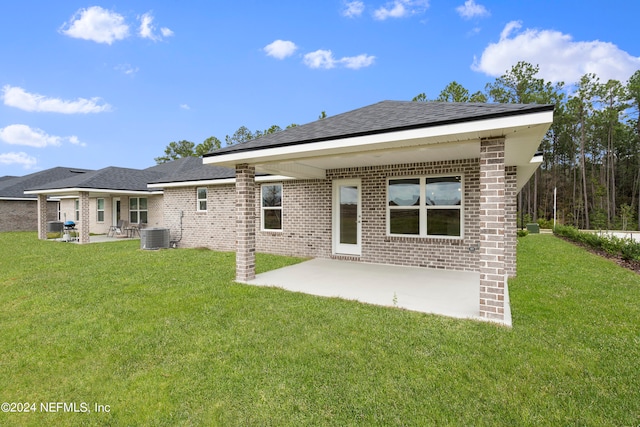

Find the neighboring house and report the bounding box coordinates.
[23,163,191,243]
[0,167,92,232]
[153,100,554,322]
[23,157,246,243]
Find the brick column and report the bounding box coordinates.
[235,164,255,282]
[79,191,90,244]
[505,166,518,278]
[479,138,506,321]
[37,194,48,240]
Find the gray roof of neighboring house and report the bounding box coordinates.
[0,167,92,199]
[146,156,234,182]
[146,155,268,184]
[25,166,168,192]
[205,101,554,157]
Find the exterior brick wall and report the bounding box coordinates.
[324,159,481,271]
[478,138,507,321]
[163,186,236,250]
[0,199,58,232]
[79,191,90,243]
[505,166,518,278]
[255,179,332,258]
[236,164,256,281]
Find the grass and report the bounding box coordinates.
[1,232,639,426]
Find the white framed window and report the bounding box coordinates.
[261,184,282,231]
[129,197,148,224]
[97,198,105,222]
[74,199,80,221]
[197,187,207,212]
[387,175,463,238]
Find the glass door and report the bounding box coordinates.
[333,179,361,256]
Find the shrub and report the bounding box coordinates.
[554,225,640,261]
[517,229,529,237]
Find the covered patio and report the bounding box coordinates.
[244,258,511,325]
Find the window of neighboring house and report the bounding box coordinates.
[387,175,462,238]
[261,184,282,231]
[129,197,148,224]
[74,199,80,222]
[97,198,105,222]
[197,187,207,212]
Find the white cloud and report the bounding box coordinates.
[2,86,111,114]
[139,12,173,41]
[0,152,37,169]
[456,0,489,19]
[343,1,365,17]
[303,50,375,70]
[0,125,62,148]
[374,0,429,20]
[304,50,337,69]
[139,12,156,40]
[67,136,87,147]
[264,40,298,59]
[340,54,376,69]
[60,6,129,44]
[180,104,190,110]
[473,21,640,84]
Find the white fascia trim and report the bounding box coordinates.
[24,188,163,196]
[0,197,36,201]
[147,175,296,189]
[203,111,554,166]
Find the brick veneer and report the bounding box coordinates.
[505,166,518,278]
[236,164,256,282]
[0,200,58,232]
[162,158,517,274]
[478,138,507,321]
[79,191,90,244]
[37,195,48,240]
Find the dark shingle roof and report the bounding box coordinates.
[205,101,554,157]
[147,156,269,184]
[25,167,166,192]
[0,167,92,199]
[147,157,234,182]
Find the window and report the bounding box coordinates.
[387,175,462,237]
[261,184,282,231]
[197,187,207,212]
[129,197,148,224]
[97,198,105,222]
[74,199,80,221]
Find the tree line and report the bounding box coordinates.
[156,62,640,231]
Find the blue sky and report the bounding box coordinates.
[1,0,639,177]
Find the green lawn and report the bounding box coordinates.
[1,232,639,426]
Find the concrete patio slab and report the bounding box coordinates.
[245,258,511,325]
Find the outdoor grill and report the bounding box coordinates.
[62,220,77,242]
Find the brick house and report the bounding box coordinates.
[23,163,190,242]
[152,101,553,322]
[0,167,91,232]
[23,101,553,322]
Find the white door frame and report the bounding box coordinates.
[332,179,362,256]
[112,197,120,225]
